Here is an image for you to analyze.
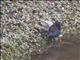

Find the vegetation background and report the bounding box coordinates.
[1,0,80,60]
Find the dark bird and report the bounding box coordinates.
[47,21,64,47]
[38,20,64,48]
[47,21,61,38]
[38,21,61,38]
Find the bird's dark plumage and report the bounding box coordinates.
[47,21,61,39]
[36,20,64,47]
[40,21,61,39]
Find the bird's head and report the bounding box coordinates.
[54,20,61,30]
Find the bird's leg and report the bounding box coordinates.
[52,38,55,45]
[46,38,51,48]
[50,38,56,47]
[47,38,53,48]
[58,37,64,48]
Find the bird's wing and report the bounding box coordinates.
[44,21,53,27]
[47,22,61,38]
[39,20,53,31]
[49,20,61,32]
[49,24,58,32]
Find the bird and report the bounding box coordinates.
[38,20,64,48]
[47,21,61,38]
[47,21,64,48]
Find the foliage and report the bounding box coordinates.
[1,0,80,60]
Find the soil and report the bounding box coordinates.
[32,42,80,60]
